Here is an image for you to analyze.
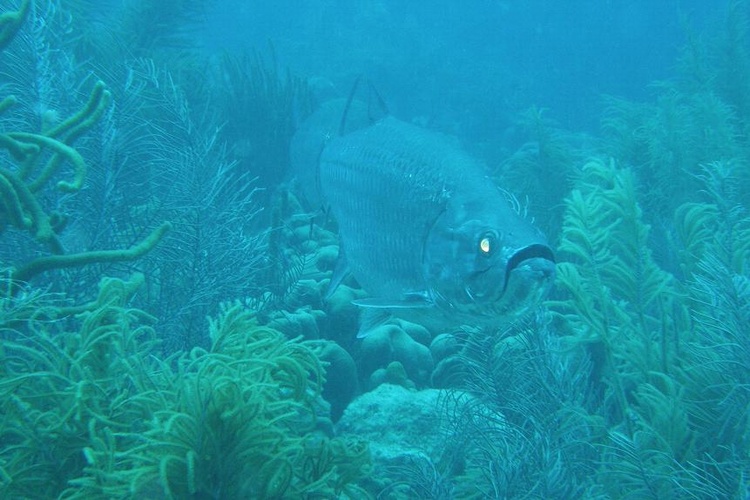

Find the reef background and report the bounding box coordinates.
[1,0,749,498]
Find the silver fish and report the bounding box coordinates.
[291,101,555,335]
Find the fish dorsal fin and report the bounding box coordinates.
[338,76,389,137]
[366,80,389,123]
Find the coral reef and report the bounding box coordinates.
[2,0,749,498]
[311,339,359,421]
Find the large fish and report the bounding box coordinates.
[290,98,556,334]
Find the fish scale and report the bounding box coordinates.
[291,100,556,332]
[319,116,500,300]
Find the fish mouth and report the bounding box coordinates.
[482,243,556,319]
[503,244,556,293]
[462,244,555,316]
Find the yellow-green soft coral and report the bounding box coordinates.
[550,157,749,497]
[0,273,161,498]
[71,302,371,499]
[0,281,371,499]
[551,159,684,382]
[549,158,693,493]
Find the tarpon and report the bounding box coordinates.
[290,96,555,335]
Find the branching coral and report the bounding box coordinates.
[0,0,30,50]
[1,10,170,296]
[669,161,750,495]
[429,319,599,499]
[0,273,161,498]
[496,105,581,236]
[679,160,750,272]
[96,58,271,350]
[0,82,111,250]
[600,2,750,220]
[0,79,171,293]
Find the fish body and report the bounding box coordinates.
[291,102,555,333]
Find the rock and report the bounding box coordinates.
[336,384,446,461]
[336,384,484,495]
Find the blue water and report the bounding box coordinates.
[205,0,720,132]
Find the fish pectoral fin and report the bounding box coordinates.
[324,245,350,300]
[354,292,434,338]
[352,292,434,309]
[356,308,391,338]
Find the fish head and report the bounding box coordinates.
[423,205,556,325]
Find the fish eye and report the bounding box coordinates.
[478,231,496,256]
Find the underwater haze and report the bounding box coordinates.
[206,0,719,133]
[1,0,749,498]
